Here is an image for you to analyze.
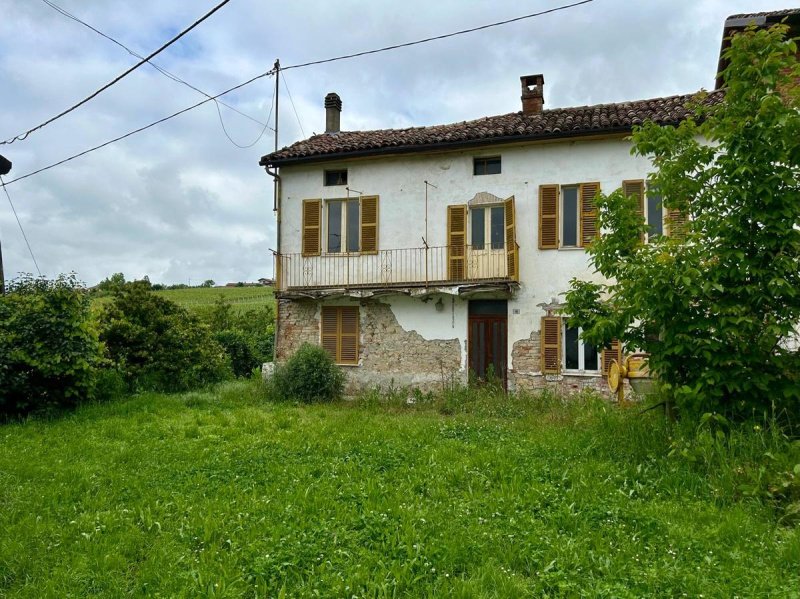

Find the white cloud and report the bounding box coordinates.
[0,0,791,285]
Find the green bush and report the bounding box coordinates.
[0,274,101,416]
[271,343,345,403]
[201,296,275,367]
[214,329,258,377]
[97,284,231,392]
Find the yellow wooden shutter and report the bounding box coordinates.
[601,339,622,376]
[541,316,561,374]
[360,195,379,254]
[339,306,359,364]
[579,182,600,247]
[321,306,339,360]
[539,184,559,249]
[447,204,467,281]
[302,199,321,256]
[623,180,645,242]
[504,195,518,280]
[321,306,359,364]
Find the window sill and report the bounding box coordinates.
[557,246,585,252]
[562,370,602,377]
[336,363,360,368]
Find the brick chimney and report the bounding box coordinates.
[324,92,342,133]
[520,74,545,116]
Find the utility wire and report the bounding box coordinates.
[40,0,271,133]
[3,70,277,186]
[0,175,41,275]
[213,74,276,148]
[3,0,593,186]
[281,0,594,72]
[1,0,233,145]
[281,70,306,139]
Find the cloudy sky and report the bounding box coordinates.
[0,0,793,286]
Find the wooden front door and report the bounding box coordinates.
[468,300,508,387]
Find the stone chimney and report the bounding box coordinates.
[520,74,545,116]
[324,92,342,134]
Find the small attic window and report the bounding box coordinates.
[473,156,501,176]
[324,169,348,186]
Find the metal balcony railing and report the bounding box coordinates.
[275,245,517,292]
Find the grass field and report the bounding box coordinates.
[1,383,797,597]
[93,286,275,316]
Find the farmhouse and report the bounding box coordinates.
[259,8,800,393]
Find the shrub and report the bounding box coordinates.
[97,285,231,392]
[271,343,345,403]
[214,329,258,377]
[0,274,101,416]
[201,296,275,367]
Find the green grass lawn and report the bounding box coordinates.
[1,383,797,597]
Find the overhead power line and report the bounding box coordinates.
[40,0,271,133]
[3,0,593,186]
[1,0,233,146]
[281,70,306,139]
[0,175,41,275]
[281,0,594,72]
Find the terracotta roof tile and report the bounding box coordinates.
[260,90,724,166]
[727,8,800,20]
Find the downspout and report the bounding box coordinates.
[265,164,281,364]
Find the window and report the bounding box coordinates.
[542,315,619,375]
[473,156,501,176]
[470,205,505,249]
[324,169,347,186]
[646,185,664,240]
[321,306,359,365]
[326,198,360,253]
[561,185,579,247]
[563,324,599,372]
[538,183,600,250]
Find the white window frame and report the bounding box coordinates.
[468,204,505,250]
[325,198,361,254]
[562,323,600,373]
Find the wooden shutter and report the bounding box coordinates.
[339,306,359,364]
[666,207,688,238]
[601,339,622,375]
[321,306,339,360]
[302,199,321,256]
[504,195,518,280]
[541,316,561,374]
[321,306,359,364]
[579,182,600,247]
[539,184,559,249]
[360,195,379,254]
[447,204,468,281]
[623,180,645,242]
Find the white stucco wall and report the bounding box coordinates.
[276,136,656,378]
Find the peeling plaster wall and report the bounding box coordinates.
[386,294,468,371]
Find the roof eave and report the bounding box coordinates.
[259,125,649,168]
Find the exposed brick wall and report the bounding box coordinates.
[510,328,612,395]
[275,299,319,361]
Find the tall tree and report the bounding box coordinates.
[564,24,800,419]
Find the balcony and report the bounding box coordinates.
[275,245,518,292]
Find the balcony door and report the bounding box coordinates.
[468,300,508,388]
[469,205,506,279]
